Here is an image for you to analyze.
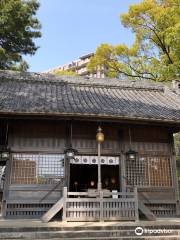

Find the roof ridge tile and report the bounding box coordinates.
[0,70,165,91]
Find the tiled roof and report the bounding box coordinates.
[0,70,179,123]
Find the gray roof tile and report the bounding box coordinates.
[0,70,179,123]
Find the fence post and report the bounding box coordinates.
[100,190,104,221]
[134,186,139,221]
[62,187,67,222]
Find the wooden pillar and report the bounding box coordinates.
[134,186,139,221]
[99,190,104,221]
[64,121,71,190]
[120,152,126,192]
[118,155,121,192]
[169,131,179,202]
[2,154,12,217]
[64,156,70,190]
[118,129,126,192]
[62,187,67,222]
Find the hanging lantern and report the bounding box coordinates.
[1,151,10,160]
[0,146,10,160]
[64,146,78,160]
[64,121,78,160]
[0,146,10,166]
[126,149,137,161]
[126,127,138,161]
[96,126,104,143]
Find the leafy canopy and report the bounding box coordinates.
[0,0,41,71]
[175,133,180,161]
[88,0,180,81]
[52,69,78,76]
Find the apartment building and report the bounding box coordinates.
[46,53,106,78]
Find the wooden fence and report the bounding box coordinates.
[62,187,138,222]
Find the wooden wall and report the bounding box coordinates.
[8,120,66,152]
[2,119,178,217]
[8,120,170,152]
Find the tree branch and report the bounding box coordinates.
[107,61,157,81]
[136,21,174,64]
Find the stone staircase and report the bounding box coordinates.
[0,224,180,239]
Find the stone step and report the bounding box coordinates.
[1,222,180,239]
[0,229,180,239]
[38,237,180,240]
[1,224,180,231]
[2,236,180,240]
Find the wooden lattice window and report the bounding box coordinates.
[126,155,172,187]
[10,154,64,184]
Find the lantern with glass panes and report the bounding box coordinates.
[64,145,78,160]
[126,128,138,161]
[64,122,78,160]
[0,146,10,165]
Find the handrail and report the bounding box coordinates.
[139,191,156,205]
[67,190,136,200]
[63,187,138,222]
[67,191,135,196]
[39,178,64,203]
[122,175,135,191]
[122,175,154,205]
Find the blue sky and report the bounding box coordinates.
[25,0,141,72]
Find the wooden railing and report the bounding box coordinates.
[39,178,64,203]
[62,187,138,222]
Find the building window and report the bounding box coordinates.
[10,154,64,185]
[126,154,172,187]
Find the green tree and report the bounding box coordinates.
[0,0,41,71]
[52,69,78,76]
[88,0,180,81]
[175,133,180,161]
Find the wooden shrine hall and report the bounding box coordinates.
[0,70,179,222]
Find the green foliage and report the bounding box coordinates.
[0,0,41,71]
[175,133,180,158]
[53,69,78,76]
[88,0,180,81]
[177,169,180,178]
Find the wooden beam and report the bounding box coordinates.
[41,197,63,223]
[0,114,179,128]
[138,201,156,221]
